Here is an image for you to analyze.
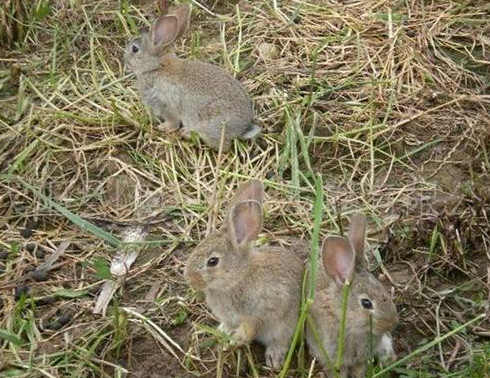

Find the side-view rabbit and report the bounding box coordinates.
[124,1,260,152]
[184,180,304,369]
[306,213,398,377]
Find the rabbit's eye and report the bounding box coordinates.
[132,44,139,53]
[360,298,373,310]
[207,257,219,267]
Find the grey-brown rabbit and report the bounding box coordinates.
[307,213,398,377]
[184,180,304,369]
[124,2,260,151]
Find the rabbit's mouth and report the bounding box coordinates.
[185,271,206,290]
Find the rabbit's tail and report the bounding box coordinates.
[241,124,261,140]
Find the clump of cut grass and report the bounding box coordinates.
[0,0,489,377]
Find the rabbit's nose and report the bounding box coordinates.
[385,314,399,331]
[185,270,206,289]
[375,314,398,334]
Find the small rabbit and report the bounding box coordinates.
[124,2,260,152]
[306,213,398,377]
[184,180,304,369]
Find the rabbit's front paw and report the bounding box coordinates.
[180,127,193,140]
[230,320,255,346]
[265,345,286,370]
[157,120,181,134]
[218,323,232,335]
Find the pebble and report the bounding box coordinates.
[35,296,56,307]
[20,228,33,238]
[44,314,71,331]
[31,269,49,282]
[14,285,30,301]
[23,264,36,274]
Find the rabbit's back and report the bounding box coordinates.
[178,60,251,106]
[149,59,255,136]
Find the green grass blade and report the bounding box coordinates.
[0,329,23,346]
[279,173,324,377]
[373,313,487,377]
[0,174,121,247]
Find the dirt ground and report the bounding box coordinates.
[0,0,489,377]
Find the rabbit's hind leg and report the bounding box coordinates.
[184,117,232,151]
[157,114,182,134]
[199,132,232,152]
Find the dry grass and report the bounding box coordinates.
[0,0,489,377]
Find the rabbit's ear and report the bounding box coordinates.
[228,200,263,250]
[321,236,355,285]
[151,14,179,48]
[347,213,367,268]
[157,0,168,14]
[228,180,263,210]
[171,4,191,40]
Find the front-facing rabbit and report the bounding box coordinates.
[124,2,260,152]
[184,180,304,369]
[306,213,398,377]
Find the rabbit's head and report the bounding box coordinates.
[184,180,264,291]
[124,3,191,75]
[320,214,398,337]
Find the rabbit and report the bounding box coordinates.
[184,179,304,369]
[306,213,398,377]
[124,2,260,152]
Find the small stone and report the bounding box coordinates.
[26,220,39,230]
[25,243,37,253]
[43,320,62,331]
[23,264,36,274]
[35,296,56,307]
[35,249,45,259]
[58,314,71,326]
[14,285,30,301]
[31,269,49,282]
[0,250,8,260]
[20,228,33,238]
[44,314,71,330]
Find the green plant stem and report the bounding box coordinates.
[279,173,324,377]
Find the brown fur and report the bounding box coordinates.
[124,3,260,151]
[306,213,398,377]
[184,180,304,369]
